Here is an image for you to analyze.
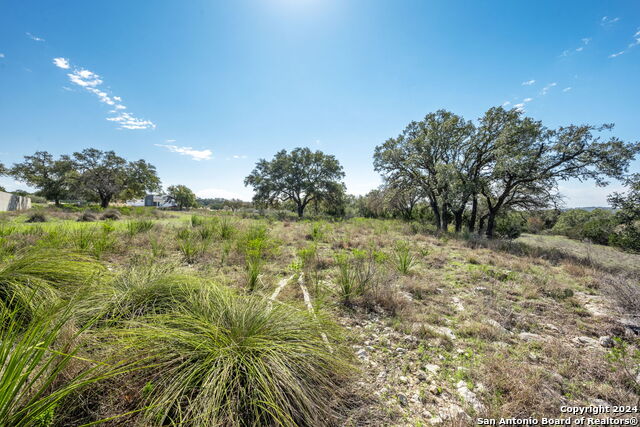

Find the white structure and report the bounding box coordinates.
[127,194,176,208]
[0,191,31,211]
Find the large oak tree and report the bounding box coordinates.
[10,151,77,206]
[244,147,345,218]
[73,149,161,208]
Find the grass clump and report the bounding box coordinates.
[78,264,209,324]
[118,286,352,426]
[100,209,121,220]
[392,241,416,275]
[77,211,97,222]
[0,249,104,322]
[126,219,154,236]
[0,305,136,427]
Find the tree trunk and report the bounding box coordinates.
[485,210,497,238]
[478,214,487,234]
[429,200,442,230]
[454,209,464,233]
[54,199,61,207]
[441,203,449,232]
[297,203,305,218]
[100,196,110,209]
[467,196,478,233]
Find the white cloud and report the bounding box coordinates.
[232,154,247,159]
[0,53,5,58]
[52,57,70,69]
[502,101,511,106]
[108,112,156,130]
[523,97,533,103]
[514,103,525,112]
[26,32,45,42]
[53,57,155,130]
[561,37,591,57]
[562,87,572,92]
[601,16,620,26]
[541,82,557,95]
[196,188,249,201]
[155,143,212,161]
[521,80,536,86]
[609,51,625,58]
[67,69,103,87]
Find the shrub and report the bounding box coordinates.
[609,221,640,252]
[25,212,47,223]
[100,209,121,220]
[117,286,352,426]
[495,212,525,239]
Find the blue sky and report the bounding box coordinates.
[1,0,638,206]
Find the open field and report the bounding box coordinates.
[517,233,640,274]
[1,207,639,426]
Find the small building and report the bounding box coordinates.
[127,194,177,208]
[0,191,31,211]
[144,194,176,208]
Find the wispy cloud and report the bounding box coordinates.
[608,28,640,58]
[523,97,533,103]
[521,80,536,86]
[52,57,155,130]
[232,154,247,159]
[26,32,45,42]
[514,103,525,112]
[155,143,212,161]
[560,37,591,57]
[52,57,70,69]
[562,87,572,92]
[601,16,620,26]
[541,82,557,95]
[502,101,511,107]
[0,53,5,58]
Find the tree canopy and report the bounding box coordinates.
[374,107,639,237]
[245,147,345,218]
[167,185,197,210]
[10,152,76,205]
[73,149,161,208]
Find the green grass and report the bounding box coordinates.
[0,306,131,427]
[517,233,640,273]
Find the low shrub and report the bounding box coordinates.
[25,212,47,223]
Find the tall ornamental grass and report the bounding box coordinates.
[117,285,353,426]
